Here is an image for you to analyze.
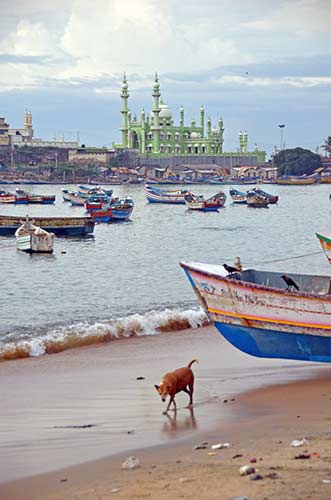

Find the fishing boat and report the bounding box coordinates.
[85,191,113,211]
[0,214,95,237]
[229,188,247,204]
[67,192,86,206]
[88,197,134,222]
[0,191,28,204]
[16,189,56,204]
[62,189,73,202]
[77,184,100,196]
[246,192,269,208]
[15,217,54,253]
[316,232,331,266]
[250,187,278,204]
[180,261,331,362]
[276,176,316,185]
[184,191,226,211]
[145,184,187,204]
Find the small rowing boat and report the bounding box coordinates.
[229,188,247,204]
[15,217,55,253]
[184,191,226,211]
[145,184,187,204]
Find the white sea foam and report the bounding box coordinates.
[0,307,209,361]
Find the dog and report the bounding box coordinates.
[154,359,198,414]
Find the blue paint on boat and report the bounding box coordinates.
[214,321,331,363]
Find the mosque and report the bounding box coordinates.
[115,74,266,164]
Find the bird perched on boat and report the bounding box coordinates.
[281,274,299,291]
[223,263,240,274]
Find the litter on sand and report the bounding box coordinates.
[290,439,309,447]
[121,456,140,470]
[211,442,230,450]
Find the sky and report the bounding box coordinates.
[0,0,330,156]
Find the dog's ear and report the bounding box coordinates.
[154,384,159,391]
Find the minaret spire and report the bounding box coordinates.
[152,73,161,154]
[120,73,129,147]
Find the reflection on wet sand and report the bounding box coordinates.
[162,407,197,436]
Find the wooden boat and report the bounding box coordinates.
[276,176,316,185]
[0,191,28,204]
[16,189,55,204]
[251,187,278,204]
[229,188,247,204]
[67,192,86,206]
[316,232,331,266]
[77,184,100,196]
[0,214,95,237]
[15,217,54,253]
[184,191,226,211]
[246,192,269,208]
[180,261,331,362]
[88,197,134,222]
[145,184,187,204]
[85,191,113,211]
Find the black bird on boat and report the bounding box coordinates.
[223,263,241,274]
[281,274,299,291]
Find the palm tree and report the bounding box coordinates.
[321,136,331,157]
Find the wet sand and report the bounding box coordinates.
[0,325,330,499]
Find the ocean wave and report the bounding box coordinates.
[0,307,209,361]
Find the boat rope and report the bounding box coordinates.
[250,250,323,266]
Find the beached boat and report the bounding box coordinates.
[0,214,94,237]
[181,261,331,362]
[145,184,187,204]
[229,188,247,204]
[184,191,226,211]
[15,217,54,253]
[316,232,331,266]
[246,192,269,208]
[250,187,278,204]
[88,197,134,222]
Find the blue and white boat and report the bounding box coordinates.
[145,184,187,204]
[180,261,331,363]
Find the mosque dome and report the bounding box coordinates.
[159,102,173,119]
[190,131,200,139]
[211,127,218,134]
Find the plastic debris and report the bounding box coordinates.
[250,474,263,481]
[211,442,230,450]
[290,439,309,447]
[266,472,278,479]
[322,479,331,484]
[240,465,256,476]
[294,453,310,460]
[249,458,257,463]
[179,477,191,483]
[310,452,320,459]
[111,489,120,493]
[121,456,140,470]
[208,452,217,456]
[194,444,208,450]
[232,497,248,500]
[232,454,243,459]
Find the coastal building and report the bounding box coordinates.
[0,117,10,146]
[68,147,114,165]
[115,74,266,168]
[8,110,78,149]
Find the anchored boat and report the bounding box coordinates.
[181,261,331,362]
[88,197,134,222]
[184,191,226,211]
[145,184,187,204]
[15,217,54,253]
[0,214,95,237]
[229,188,247,204]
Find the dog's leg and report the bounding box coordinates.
[183,386,194,408]
[163,396,175,415]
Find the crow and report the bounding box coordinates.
[281,274,299,291]
[223,263,241,274]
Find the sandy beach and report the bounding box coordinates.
[0,325,330,499]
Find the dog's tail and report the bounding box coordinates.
[187,359,198,369]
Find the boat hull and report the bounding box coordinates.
[0,215,94,237]
[181,262,331,363]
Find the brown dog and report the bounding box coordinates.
[154,359,198,414]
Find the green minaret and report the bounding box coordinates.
[200,105,205,136]
[180,105,184,127]
[120,73,129,147]
[152,73,161,154]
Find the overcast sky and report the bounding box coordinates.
[0,0,330,155]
